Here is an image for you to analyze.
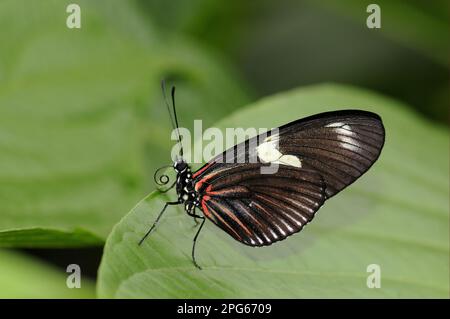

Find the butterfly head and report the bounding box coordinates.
[173,158,188,173]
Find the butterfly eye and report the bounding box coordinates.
[175,161,187,172]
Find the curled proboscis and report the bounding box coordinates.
[154,165,172,186]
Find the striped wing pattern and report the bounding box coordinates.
[196,110,385,198]
[277,111,385,197]
[196,164,326,246]
[193,110,385,245]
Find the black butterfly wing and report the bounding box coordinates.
[191,110,384,245]
[195,164,326,246]
[276,110,385,197]
[194,110,385,198]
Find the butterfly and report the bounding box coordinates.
[139,82,385,269]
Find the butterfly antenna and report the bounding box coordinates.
[170,86,184,157]
[161,80,184,158]
[161,80,177,131]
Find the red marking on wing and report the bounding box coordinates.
[205,186,250,197]
[200,196,212,218]
[201,197,242,241]
[216,202,253,237]
[194,173,217,192]
[193,162,213,179]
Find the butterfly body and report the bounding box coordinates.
[174,160,199,214]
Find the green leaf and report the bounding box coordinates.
[0,249,95,298]
[0,0,248,247]
[97,84,449,298]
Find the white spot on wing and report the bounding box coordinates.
[256,134,301,168]
[256,140,282,162]
[326,122,352,130]
[275,155,302,168]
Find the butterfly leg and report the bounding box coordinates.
[191,215,206,270]
[193,217,200,227]
[187,211,202,227]
[138,201,179,245]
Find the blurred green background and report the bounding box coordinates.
[0,0,448,298]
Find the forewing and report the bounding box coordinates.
[194,110,385,198]
[277,110,385,197]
